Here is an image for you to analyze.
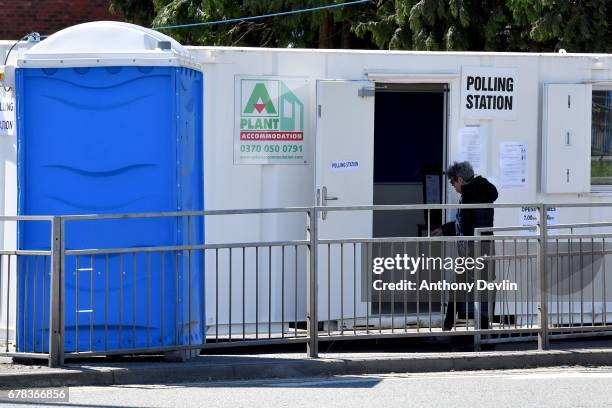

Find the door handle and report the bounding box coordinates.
[321,186,338,220]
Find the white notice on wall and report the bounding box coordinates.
[0,89,15,136]
[456,127,486,175]
[500,142,527,189]
[519,206,558,235]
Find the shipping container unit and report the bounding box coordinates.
[190,46,612,333]
[0,23,611,340]
[11,22,204,353]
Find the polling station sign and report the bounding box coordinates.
[0,89,15,136]
[461,67,519,120]
[234,76,309,165]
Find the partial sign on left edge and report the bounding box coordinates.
[234,77,309,164]
[0,89,15,136]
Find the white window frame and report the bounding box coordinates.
[590,85,612,193]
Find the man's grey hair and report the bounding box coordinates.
[446,161,474,181]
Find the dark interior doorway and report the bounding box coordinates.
[371,83,447,316]
[373,83,446,238]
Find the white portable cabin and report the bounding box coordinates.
[1,22,612,335]
[188,45,612,331]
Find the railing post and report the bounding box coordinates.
[306,207,318,358]
[48,216,64,367]
[537,204,549,350]
[473,231,481,351]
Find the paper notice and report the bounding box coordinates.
[456,127,485,175]
[500,142,527,189]
[519,206,558,235]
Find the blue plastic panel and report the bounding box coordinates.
[15,66,204,353]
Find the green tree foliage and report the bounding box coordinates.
[110,0,612,52]
[111,0,373,48]
[354,0,517,51]
[508,0,612,52]
[110,0,157,26]
[356,0,612,52]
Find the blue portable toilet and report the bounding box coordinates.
[14,22,204,354]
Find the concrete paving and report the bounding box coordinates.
[1,338,612,388]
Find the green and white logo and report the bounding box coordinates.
[240,79,304,133]
[242,82,278,116]
[235,77,309,165]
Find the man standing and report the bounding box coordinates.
[433,161,498,331]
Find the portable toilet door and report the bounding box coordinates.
[14,22,204,354]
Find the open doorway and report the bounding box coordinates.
[373,83,447,237]
[371,83,448,317]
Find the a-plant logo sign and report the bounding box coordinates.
[235,77,308,164]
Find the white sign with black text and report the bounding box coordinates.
[0,89,15,136]
[331,160,359,172]
[461,67,519,120]
[519,206,558,235]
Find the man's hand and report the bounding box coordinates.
[430,227,443,237]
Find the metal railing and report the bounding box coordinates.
[59,209,311,361]
[0,216,60,366]
[311,203,545,356]
[2,203,612,366]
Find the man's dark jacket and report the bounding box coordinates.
[441,176,498,237]
[441,175,499,311]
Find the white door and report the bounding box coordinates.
[315,80,375,324]
[542,83,592,193]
